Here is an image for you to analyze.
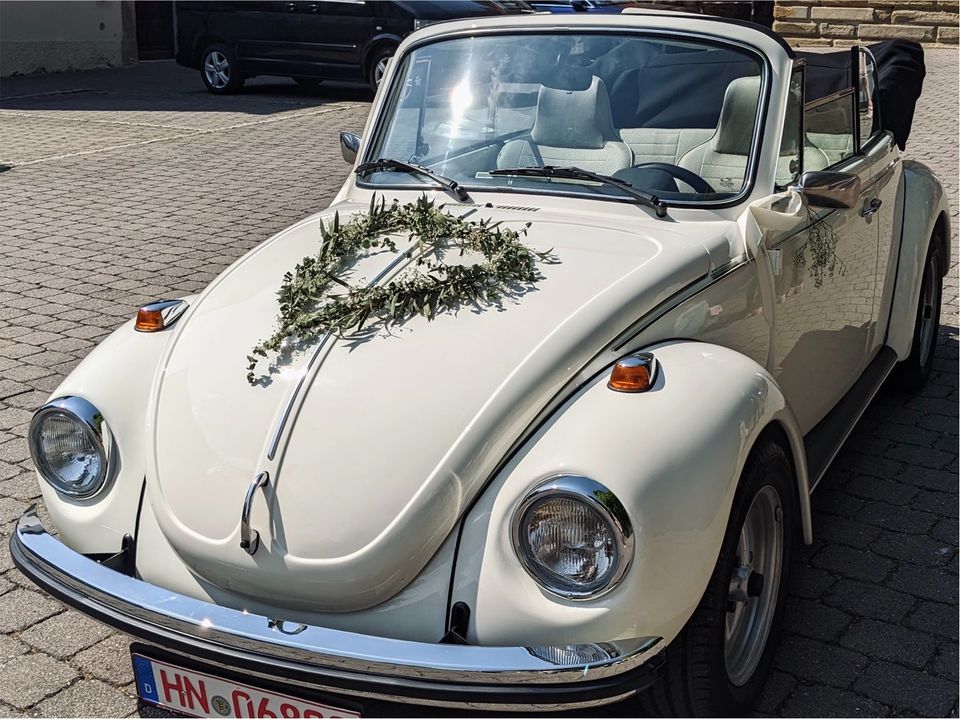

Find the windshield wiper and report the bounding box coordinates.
[489,166,667,218]
[356,158,470,202]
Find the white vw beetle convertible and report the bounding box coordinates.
[13,10,948,718]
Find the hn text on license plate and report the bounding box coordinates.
[132,654,360,718]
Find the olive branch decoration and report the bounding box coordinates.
[247,195,556,384]
[794,206,847,289]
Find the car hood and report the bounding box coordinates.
[145,200,712,612]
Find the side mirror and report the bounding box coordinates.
[340,131,361,164]
[790,170,861,209]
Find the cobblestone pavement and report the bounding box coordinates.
[0,51,956,718]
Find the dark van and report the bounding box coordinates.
[175,1,531,94]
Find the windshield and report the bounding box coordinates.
[364,32,764,204]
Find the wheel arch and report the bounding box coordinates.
[193,34,228,64]
[887,160,952,359]
[362,36,400,78]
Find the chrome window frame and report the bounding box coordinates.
[359,27,774,212]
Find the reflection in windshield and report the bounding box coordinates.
[367,33,763,203]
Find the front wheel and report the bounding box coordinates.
[639,439,796,716]
[201,43,244,95]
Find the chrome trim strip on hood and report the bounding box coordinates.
[11,506,662,700]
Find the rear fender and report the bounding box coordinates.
[887,160,951,359]
[451,340,809,648]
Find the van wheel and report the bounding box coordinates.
[201,43,244,95]
[894,238,943,392]
[638,439,795,716]
[367,46,395,92]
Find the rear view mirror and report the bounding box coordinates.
[340,132,361,164]
[790,171,861,209]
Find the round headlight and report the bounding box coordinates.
[512,476,634,599]
[28,397,110,499]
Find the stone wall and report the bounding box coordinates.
[774,1,959,47]
[0,0,137,77]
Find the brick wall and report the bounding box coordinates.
[774,1,959,47]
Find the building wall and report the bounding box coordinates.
[774,0,959,47]
[0,1,136,77]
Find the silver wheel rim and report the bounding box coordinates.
[374,57,389,85]
[204,50,230,89]
[725,485,783,686]
[918,257,939,367]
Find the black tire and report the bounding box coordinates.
[200,43,244,95]
[366,46,395,92]
[293,77,322,88]
[637,439,797,717]
[894,238,943,392]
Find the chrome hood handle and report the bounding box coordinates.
[240,472,269,555]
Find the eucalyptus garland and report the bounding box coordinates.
[247,195,555,384]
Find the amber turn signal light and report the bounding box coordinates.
[608,352,658,393]
[134,299,188,333]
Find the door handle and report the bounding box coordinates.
[308,1,319,10]
[285,1,296,10]
[861,198,882,218]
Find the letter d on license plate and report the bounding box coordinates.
[132,654,360,717]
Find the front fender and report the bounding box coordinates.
[32,305,193,554]
[450,341,808,648]
[887,160,951,359]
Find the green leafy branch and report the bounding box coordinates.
[247,195,556,384]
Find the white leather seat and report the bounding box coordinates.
[497,77,633,175]
[680,76,831,192]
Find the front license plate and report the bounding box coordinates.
[132,654,360,718]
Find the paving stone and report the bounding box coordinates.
[0,653,78,710]
[872,530,956,568]
[0,633,28,664]
[931,643,959,682]
[779,685,890,717]
[810,544,894,583]
[855,502,939,534]
[905,601,959,640]
[20,611,114,659]
[35,680,137,718]
[783,598,852,642]
[755,670,797,714]
[71,634,135,686]
[888,565,959,604]
[773,635,868,689]
[822,579,916,624]
[839,619,938,669]
[854,660,958,716]
[787,564,837,599]
[0,589,62,633]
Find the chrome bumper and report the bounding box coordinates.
[11,506,663,711]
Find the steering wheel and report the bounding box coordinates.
[630,162,716,194]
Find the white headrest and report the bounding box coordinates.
[532,77,619,150]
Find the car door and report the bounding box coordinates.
[858,47,904,355]
[215,1,301,70]
[291,0,373,80]
[766,65,881,433]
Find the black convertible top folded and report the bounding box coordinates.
[798,40,925,150]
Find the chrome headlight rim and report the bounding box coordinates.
[28,396,110,500]
[511,475,635,601]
